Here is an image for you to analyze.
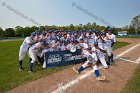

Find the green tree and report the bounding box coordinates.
[69,24,75,31]
[39,26,45,31]
[15,26,23,37]
[0,27,4,36]
[22,27,32,37]
[86,22,92,30]
[31,26,38,32]
[5,28,16,37]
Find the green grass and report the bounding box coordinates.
[117,35,140,38]
[113,41,130,50]
[0,40,129,93]
[121,65,140,93]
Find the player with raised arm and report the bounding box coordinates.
[18,32,36,71]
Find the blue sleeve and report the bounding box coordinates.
[111,42,115,47]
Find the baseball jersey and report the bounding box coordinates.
[79,43,88,49]
[106,33,116,42]
[102,37,112,48]
[20,37,34,51]
[42,48,51,54]
[57,45,66,51]
[94,36,104,49]
[34,35,41,42]
[29,43,41,52]
[66,43,74,50]
[85,52,98,63]
[92,47,105,59]
[87,38,95,45]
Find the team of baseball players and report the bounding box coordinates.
[18,28,116,81]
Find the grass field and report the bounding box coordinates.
[0,40,130,93]
[121,64,140,93]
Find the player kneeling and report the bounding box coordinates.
[73,48,106,81]
[28,39,45,73]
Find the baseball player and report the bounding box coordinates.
[73,48,106,81]
[49,39,57,49]
[34,31,41,43]
[78,39,89,49]
[66,41,76,50]
[40,31,47,40]
[56,41,66,51]
[94,30,104,49]
[101,32,113,64]
[77,38,90,57]
[92,42,109,69]
[106,28,116,63]
[40,43,51,69]
[87,34,95,47]
[18,32,36,71]
[28,39,45,73]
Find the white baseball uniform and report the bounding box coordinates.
[19,37,34,61]
[106,33,116,43]
[92,47,108,68]
[82,53,98,68]
[102,36,112,56]
[94,36,104,49]
[29,43,42,63]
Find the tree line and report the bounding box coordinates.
[0,17,139,38]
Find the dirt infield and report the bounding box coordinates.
[7,38,140,93]
[0,39,23,42]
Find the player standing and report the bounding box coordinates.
[106,28,116,63]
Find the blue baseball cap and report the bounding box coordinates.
[48,30,52,33]
[94,30,100,35]
[74,40,78,43]
[93,29,97,32]
[94,42,98,46]
[59,40,63,43]
[86,47,92,50]
[42,31,46,35]
[108,28,113,31]
[40,39,45,43]
[101,32,106,35]
[44,42,49,46]
[31,32,35,36]
[80,39,84,41]
[36,31,41,35]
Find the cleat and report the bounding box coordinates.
[100,76,106,81]
[110,62,114,65]
[73,67,79,74]
[19,68,23,72]
[96,76,106,81]
[110,61,115,65]
[28,71,33,73]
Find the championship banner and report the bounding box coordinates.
[44,49,83,68]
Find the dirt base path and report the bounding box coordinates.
[7,38,140,93]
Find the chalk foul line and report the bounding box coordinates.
[51,43,140,93]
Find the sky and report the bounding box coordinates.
[0,0,140,29]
